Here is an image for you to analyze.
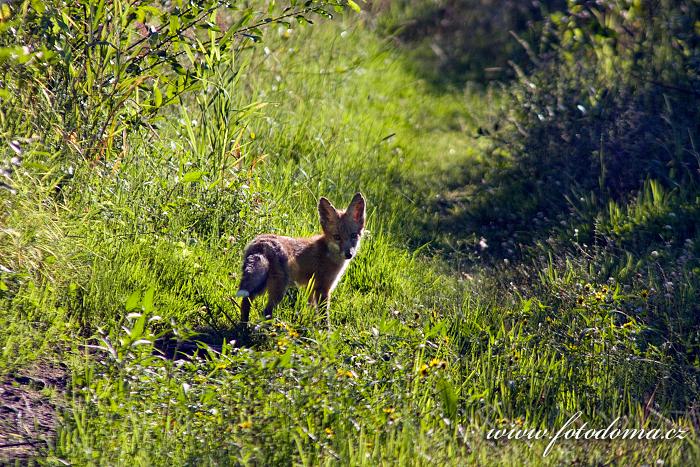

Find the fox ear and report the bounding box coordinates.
[347,192,366,228]
[318,197,338,229]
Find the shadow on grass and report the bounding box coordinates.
[412,81,700,269]
[377,0,566,90]
[154,319,288,361]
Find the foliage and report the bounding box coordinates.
[470,0,700,250]
[374,0,567,85]
[0,0,345,163]
[430,0,700,419]
[0,1,699,465]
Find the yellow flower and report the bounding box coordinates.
[383,407,396,414]
[418,363,430,377]
[325,427,334,438]
[288,329,299,339]
[429,358,447,369]
[238,420,252,429]
[336,369,356,379]
[641,289,649,299]
[277,338,289,348]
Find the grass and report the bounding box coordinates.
[1,7,698,466]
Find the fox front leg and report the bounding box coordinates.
[311,288,331,330]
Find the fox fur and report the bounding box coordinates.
[237,192,366,324]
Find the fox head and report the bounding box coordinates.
[319,192,366,260]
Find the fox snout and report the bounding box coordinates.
[328,237,359,259]
[343,243,360,259]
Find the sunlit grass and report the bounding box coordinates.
[1,11,697,466]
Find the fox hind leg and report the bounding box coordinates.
[237,252,270,324]
[262,261,290,319]
[262,274,288,319]
[239,288,265,324]
[239,296,252,324]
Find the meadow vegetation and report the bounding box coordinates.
[0,0,698,464]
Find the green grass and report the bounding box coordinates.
[1,9,698,466]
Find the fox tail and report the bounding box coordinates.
[237,253,269,297]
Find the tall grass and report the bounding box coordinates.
[0,3,698,465]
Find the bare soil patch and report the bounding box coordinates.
[0,362,67,462]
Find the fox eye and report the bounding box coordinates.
[333,234,341,242]
[351,233,359,239]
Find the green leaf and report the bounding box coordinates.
[437,377,458,419]
[131,313,147,340]
[347,0,361,13]
[169,15,180,36]
[181,170,205,183]
[153,84,163,107]
[142,287,155,313]
[171,60,186,75]
[126,290,141,311]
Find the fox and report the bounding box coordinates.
[236,192,366,325]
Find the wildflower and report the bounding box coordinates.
[383,407,396,414]
[576,296,585,305]
[641,290,649,299]
[418,363,430,377]
[336,369,356,379]
[325,427,334,438]
[288,329,299,339]
[277,338,289,348]
[429,358,447,369]
[238,420,253,429]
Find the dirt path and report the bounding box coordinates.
[0,362,67,462]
